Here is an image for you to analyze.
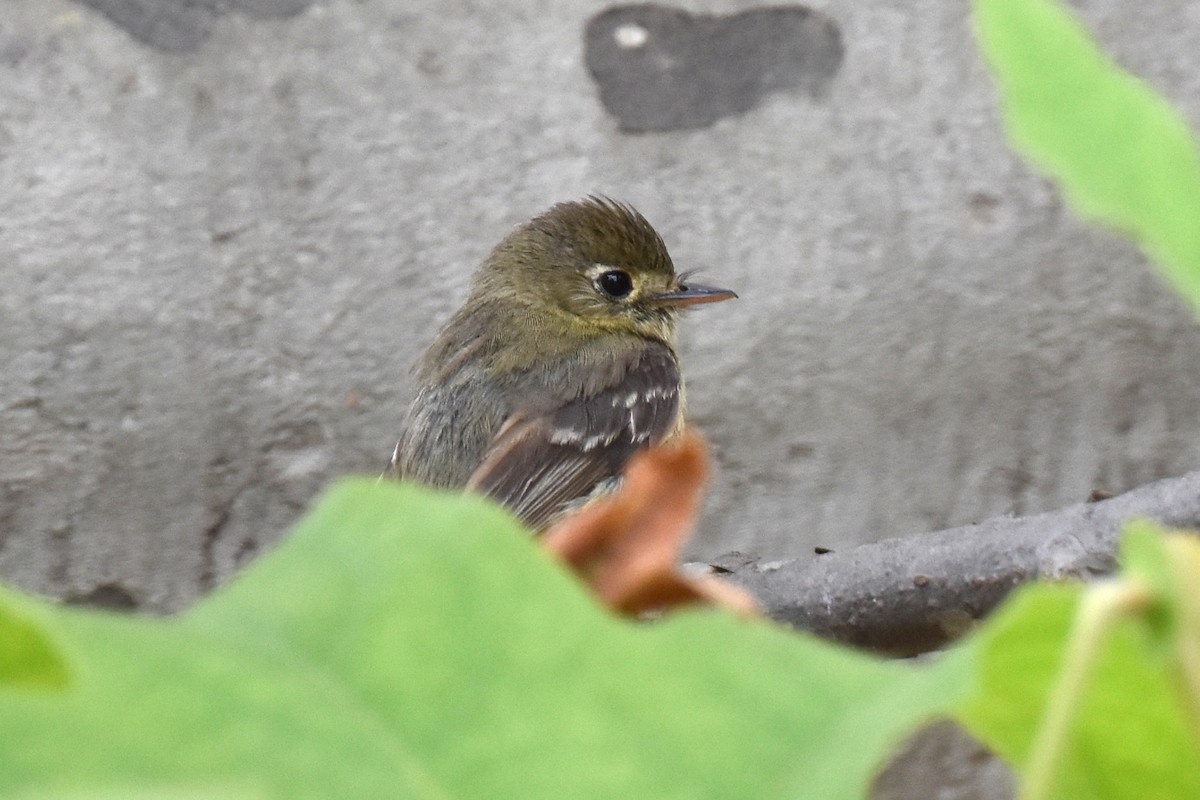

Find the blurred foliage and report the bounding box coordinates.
[0,480,972,799]
[975,0,1200,312]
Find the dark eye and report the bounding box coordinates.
[596,269,634,299]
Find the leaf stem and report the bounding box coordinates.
[1163,537,1200,749]
[1019,580,1153,800]
[1176,631,1200,750]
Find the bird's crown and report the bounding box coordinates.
[526,196,675,280]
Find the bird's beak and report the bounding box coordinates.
[652,282,738,307]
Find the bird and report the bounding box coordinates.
[385,196,736,531]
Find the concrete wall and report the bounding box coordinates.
[3,0,1200,614]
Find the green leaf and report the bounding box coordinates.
[0,480,971,799]
[1122,523,1200,747]
[974,0,1200,311]
[0,595,69,691]
[956,575,1200,798]
[7,788,267,800]
[1120,519,1179,645]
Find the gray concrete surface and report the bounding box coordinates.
[3,0,1200,620]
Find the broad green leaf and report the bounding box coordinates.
[8,789,266,800]
[974,0,1200,311]
[0,479,971,799]
[0,598,69,691]
[956,573,1200,798]
[1120,520,1179,645]
[1123,522,1200,746]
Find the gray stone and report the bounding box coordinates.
[585,4,843,131]
[2,0,1200,626]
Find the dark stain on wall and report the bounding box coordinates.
[72,0,313,52]
[585,4,843,132]
[64,582,140,611]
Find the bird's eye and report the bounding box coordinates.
[595,269,634,299]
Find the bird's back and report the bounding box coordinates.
[393,326,683,529]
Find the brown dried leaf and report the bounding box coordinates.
[542,431,759,618]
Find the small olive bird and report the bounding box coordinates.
[386,196,736,530]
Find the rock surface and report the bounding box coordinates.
[3,0,1200,625]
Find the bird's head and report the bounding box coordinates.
[475,196,736,343]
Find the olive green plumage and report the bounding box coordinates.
[388,197,735,530]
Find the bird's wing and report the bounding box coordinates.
[466,346,682,530]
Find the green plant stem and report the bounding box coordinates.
[1176,634,1200,751]
[1164,538,1200,749]
[1019,580,1153,800]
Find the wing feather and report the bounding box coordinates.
[466,345,682,530]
